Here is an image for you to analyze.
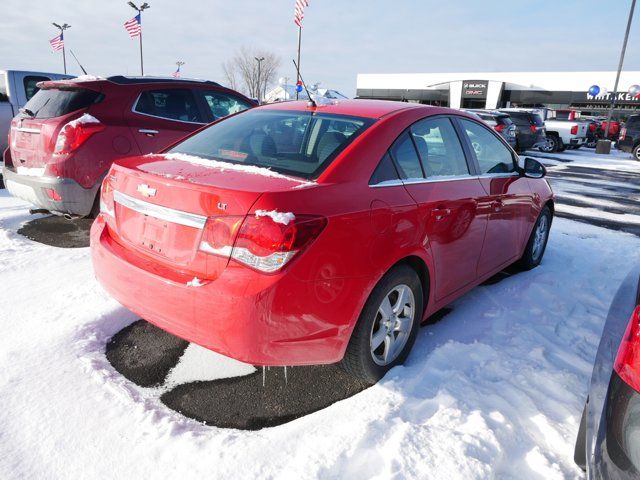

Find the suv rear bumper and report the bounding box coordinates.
[570,137,587,146]
[3,167,98,216]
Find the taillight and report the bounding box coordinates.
[530,125,537,133]
[614,305,640,393]
[100,174,115,217]
[589,123,597,132]
[620,127,627,140]
[494,124,506,133]
[571,125,578,135]
[199,213,327,273]
[54,115,105,155]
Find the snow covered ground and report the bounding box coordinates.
[527,147,640,235]
[0,161,637,478]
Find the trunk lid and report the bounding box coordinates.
[108,154,313,280]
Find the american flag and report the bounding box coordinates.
[172,65,181,78]
[124,14,142,39]
[49,33,64,52]
[294,0,309,27]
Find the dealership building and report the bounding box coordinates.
[356,71,640,117]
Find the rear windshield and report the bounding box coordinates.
[168,109,375,179]
[531,113,545,127]
[20,87,102,119]
[627,115,640,127]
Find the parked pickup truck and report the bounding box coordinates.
[542,119,588,152]
[1,70,71,181]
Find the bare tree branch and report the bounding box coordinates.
[221,47,281,100]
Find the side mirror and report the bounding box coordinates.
[522,157,546,178]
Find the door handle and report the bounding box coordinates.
[431,208,451,221]
[138,129,159,136]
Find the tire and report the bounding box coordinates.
[341,264,424,384]
[518,205,552,270]
[573,144,581,150]
[633,144,640,161]
[557,137,567,152]
[574,401,587,471]
[539,135,558,153]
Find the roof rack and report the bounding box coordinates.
[106,75,221,87]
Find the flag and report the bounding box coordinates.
[172,65,181,78]
[50,33,64,52]
[124,14,142,39]
[294,0,309,27]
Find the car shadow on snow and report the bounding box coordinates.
[17,215,93,248]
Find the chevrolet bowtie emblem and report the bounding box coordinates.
[137,184,157,197]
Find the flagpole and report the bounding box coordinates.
[62,41,67,74]
[139,21,144,76]
[296,25,302,100]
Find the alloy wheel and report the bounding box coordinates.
[370,284,415,366]
[532,215,549,261]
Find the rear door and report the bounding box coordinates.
[457,117,533,276]
[126,87,207,154]
[392,116,488,301]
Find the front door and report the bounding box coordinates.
[457,118,533,277]
[389,117,488,302]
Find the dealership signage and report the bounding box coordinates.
[585,91,640,104]
[462,80,488,99]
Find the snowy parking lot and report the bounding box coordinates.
[0,147,639,479]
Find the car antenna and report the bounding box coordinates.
[69,50,88,75]
[292,59,316,108]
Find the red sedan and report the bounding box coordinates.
[91,100,554,383]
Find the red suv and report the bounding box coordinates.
[3,76,255,217]
[91,100,554,383]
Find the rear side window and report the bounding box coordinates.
[369,153,400,185]
[23,75,50,101]
[21,88,102,119]
[410,117,469,177]
[134,89,204,123]
[168,109,373,179]
[460,119,516,174]
[389,132,424,179]
[531,114,544,127]
[200,91,253,120]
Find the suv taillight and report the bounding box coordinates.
[614,305,640,393]
[589,123,597,132]
[620,127,627,140]
[199,214,327,273]
[54,115,105,155]
[529,125,537,133]
[100,174,115,217]
[494,124,506,133]
[571,125,578,135]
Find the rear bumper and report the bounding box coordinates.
[570,137,587,146]
[90,216,360,366]
[3,167,97,216]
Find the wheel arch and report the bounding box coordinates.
[392,255,431,316]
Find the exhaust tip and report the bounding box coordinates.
[29,208,51,215]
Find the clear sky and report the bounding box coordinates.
[2,0,639,97]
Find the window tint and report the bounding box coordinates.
[389,132,423,179]
[169,110,373,179]
[531,113,544,127]
[134,89,203,123]
[21,87,102,119]
[627,116,640,128]
[201,91,252,120]
[460,119,516,174]
[23,76,50,101]
[503,112,528,126]
[410,117,469,178]
[369,153,400,185]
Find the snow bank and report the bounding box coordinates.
[255,210,295,225]
[162,152,315,186]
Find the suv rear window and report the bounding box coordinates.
[531,113,544,127]
[626,115,640,128]
[168,109,374,179]
[21,87,102,119]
